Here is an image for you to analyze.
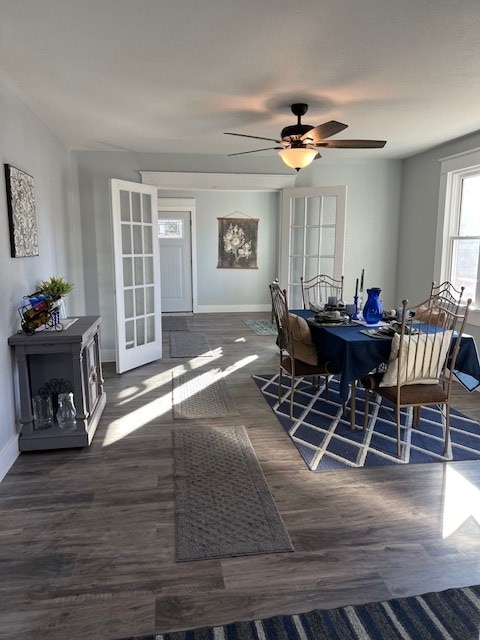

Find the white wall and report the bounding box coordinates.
[158,190,279,312]
[399,130,480,343]
[0,80,78,480]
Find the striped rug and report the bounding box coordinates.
[117,583,480,639]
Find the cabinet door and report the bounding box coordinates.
[84,338,99,415]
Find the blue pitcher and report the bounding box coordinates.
[363,287,383,324]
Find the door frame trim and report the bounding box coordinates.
[157,197,198,313]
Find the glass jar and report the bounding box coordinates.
[363,287,383,324]
[56,392,77,429]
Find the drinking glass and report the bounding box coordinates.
[344,303,356,322]
[32,395,53,429]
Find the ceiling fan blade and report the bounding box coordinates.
[228,147,283,156]
[224,132,283,144]
[301,120,348,144]
[318,139,387,149]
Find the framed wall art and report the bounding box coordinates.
[4,163,39,258]
[217,215,258,269]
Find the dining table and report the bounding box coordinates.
[292,309,480,426]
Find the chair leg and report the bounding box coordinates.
[364,389,369,430]
[413,406,420,428]
[396,406,402,457]
[325,375,329,399]
[350,379,356,429]
[290,375,294,418]
[444,405,450,455]
[278,366,283,405]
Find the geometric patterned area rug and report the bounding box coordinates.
[162,315,189,331]
[172,370,239,419]
[253,373,480,472]
[170,332,211,357]
[173,425,293,561]
[117,583,480,639]
[242,318,277,335]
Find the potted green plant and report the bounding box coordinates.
[38,277,73,319]
[38,276,73,300]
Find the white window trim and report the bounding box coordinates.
[436,147,480,326]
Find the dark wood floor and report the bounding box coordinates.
[1,312,480,640]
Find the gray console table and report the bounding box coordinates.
[8,316,106,451]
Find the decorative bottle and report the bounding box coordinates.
[362,287,383,324]
[56,392,77,429]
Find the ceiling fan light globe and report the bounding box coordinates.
[278,147,317,170]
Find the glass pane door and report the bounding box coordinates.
[281,187,346,309]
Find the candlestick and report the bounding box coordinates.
[355,277,359,297]
[352,295,359,320]
[360,269,364,292]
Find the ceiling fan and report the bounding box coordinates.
[224,103,386,171]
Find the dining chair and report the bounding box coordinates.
[300,274,344,311]
[363,295,472,457]
[269,283,336,418]
[429,281,465,313]
[414,281,466,331]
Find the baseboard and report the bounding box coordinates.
[0,434,20,483]
[195,304,271,313]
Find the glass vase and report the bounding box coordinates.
[56,392,77,429]
[362,287,383,324]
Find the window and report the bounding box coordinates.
[437,148,480,320]
[158,219,183,238]
[449,171,480,305]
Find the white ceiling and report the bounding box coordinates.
[1,0,480,160]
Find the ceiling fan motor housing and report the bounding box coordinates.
[281,124,313,141]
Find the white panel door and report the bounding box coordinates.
[111,179,162,374]
[157,198,195,313]
[280,187,347,308]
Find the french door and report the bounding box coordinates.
[280,186,347,308]
[111,179,162,374]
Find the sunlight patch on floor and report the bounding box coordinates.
[442,465,480,538]
[102,353,258,446]
[102,393,174,445]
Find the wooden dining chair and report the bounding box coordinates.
[300,274,344,311]
[269,283,336,417]
[363,295,472,457]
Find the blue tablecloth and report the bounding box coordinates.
[292,310,480,400]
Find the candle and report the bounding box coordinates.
[355,278,359,297]
[360,269,364,292]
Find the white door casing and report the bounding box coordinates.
[111,179,162,374]
[280,186,347,309]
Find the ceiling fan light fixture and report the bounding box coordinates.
[278,147,317,171]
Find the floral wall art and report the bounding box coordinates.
[4,164,38,258]
[217,216,258,269]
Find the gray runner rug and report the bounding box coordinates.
[170,332,211,357]
[172,370,239,419]
[162,315,189,332]
[243,318,277,335]
[173,425,293,561]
